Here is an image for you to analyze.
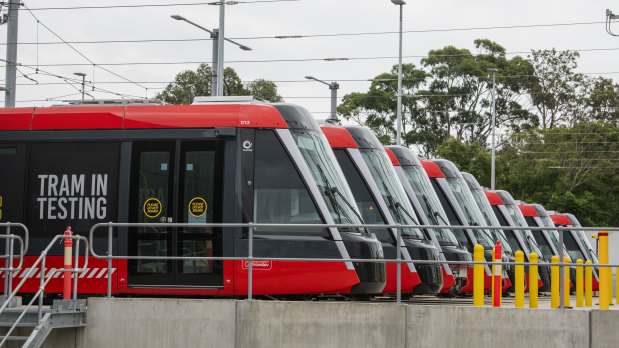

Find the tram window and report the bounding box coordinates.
[563,232,586,261]
[431,180,470,249]
[491,205,522,253]
[26,142,119,238]
[253,130,323,234]
[333,149,391,242]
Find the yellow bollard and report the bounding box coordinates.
[576,259,583,308]
[529,252,538,308]
[564,256,571,307]
[585,261,593,307]
[551,255,560,308]
[599,231,609,310]
[473,244,484,307]
[515,251,524,308]
[616,267,619,305]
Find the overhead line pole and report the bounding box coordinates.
[392,0,405,146]
[5,0,20,107]
[217,3,225,96]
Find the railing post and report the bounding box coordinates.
[473,244,484,307]
[558,230,565,309]
[248,222,253,301]
[576,259,583,308]
[564,255,571,308]
[585,261,593,307]
[4,224,9,296]
[529,252,538,308]
[63,227,73,300]
[608,265,614,306]
[515,250,524,308]
[107,222,113,298]
[73,239,80,300]
[38,257,45,324]
[599,231,609,310]
[396,226,401,304]
[7,230,14,297]
[551,255,559,309]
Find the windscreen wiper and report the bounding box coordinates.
[330,186,365,224]
[422,194,448,226]
[315,164,344,223]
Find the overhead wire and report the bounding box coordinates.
[20,3,148,94]
[0,21,611,46]
[8,47,619,68]
[21,0,301,11]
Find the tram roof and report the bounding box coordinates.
[519,204,539,217]
[0,103,319,131]
[484,191,504,205]
[385,146,422,167]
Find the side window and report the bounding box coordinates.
[253,130,323,234]
[27,142,119,238]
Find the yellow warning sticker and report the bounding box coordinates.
[188,197,207,218]
[143,198,162,218]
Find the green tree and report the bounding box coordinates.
[156,64,283,104]
[496,122,618,226]
[246,78,283,102]
[435,137,491,186]
[421,39,536,152]
[526,49,584,129]
[338,63,429,147]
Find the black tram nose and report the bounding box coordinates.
[341,231,386,294]
[406,239,443,295]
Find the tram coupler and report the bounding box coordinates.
[63,226,73,300]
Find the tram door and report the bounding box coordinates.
[128,141,224,287]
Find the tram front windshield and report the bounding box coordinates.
[359,149,425,239]
[503,204,544,257]
[539,215,577,260]
[469,189,513,254]
[401,165,459,245]
[574,229,599,263]
[444,178,496,248]
[292,130,363,226]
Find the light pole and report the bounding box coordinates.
[171,12,251,97]
[391,0,405,145]
[487,67,498,190]
[305,76,339,124]
[74,72,86,102]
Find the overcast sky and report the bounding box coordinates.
[1,0,617,119]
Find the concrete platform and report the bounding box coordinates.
[19,297,619,348]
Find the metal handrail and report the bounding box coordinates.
[0,222,29,298]
[0,234,89,347]
[88,221,618,303]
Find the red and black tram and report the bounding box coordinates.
[385,146,472,294]
[0,99,385,296]
[321,126,442,295]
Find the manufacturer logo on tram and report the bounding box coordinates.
[242,260,272,270]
